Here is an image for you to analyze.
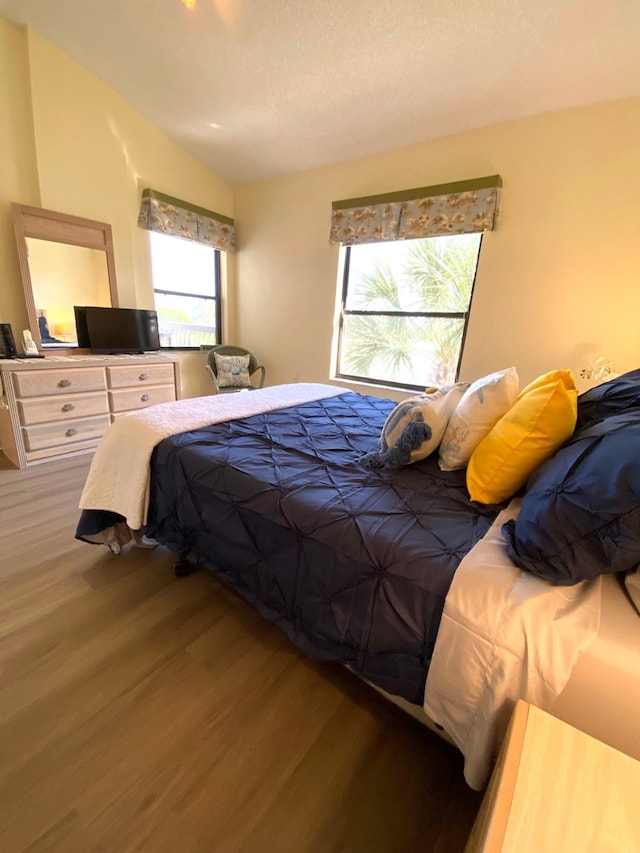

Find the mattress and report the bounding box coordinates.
[142,391,504,704]
[75,383,627,789]
[550,573,640,761]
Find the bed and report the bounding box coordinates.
[76,377,640,789]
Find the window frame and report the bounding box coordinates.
[150,237,222,351]
[334,236,483,391]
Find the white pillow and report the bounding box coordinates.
[361,383,468,469]
[438,367,519,471]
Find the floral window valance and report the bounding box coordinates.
[137,188,236,252]
[329,175,502,245]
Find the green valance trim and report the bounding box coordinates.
[329,175,502,245]
[332,175,502,211]
[138,188,236,252]
[141,189,234,226]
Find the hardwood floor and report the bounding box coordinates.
[0,452,481,853]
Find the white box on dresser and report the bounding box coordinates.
[0,354,180,468]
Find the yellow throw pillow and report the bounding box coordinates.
[517,368,575,398]
[466,370,577,504]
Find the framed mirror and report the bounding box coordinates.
[12,203,119,352]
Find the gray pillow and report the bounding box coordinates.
[215,353,251,388]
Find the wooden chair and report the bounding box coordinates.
[205,345,266,393]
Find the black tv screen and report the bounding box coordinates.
[73,305,93,348]
[85,306,161,354]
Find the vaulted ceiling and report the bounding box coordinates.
[1,0,638,185]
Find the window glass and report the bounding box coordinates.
[336,233,482,388]
[149,231,220,348]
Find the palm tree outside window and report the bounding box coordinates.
[335,233,483,390]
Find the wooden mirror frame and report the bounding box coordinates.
[12,203,119,354]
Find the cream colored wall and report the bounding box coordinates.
[0,19,40,335]
[235,98,640,393]
[0,21,234,398]
[3,14,638,400]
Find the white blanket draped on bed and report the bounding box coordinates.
[79,382,602,791]
[424,501,602,789]
[79,383,343,531]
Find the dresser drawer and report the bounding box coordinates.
[22,414,111,452]
[18,390,109,426]
[106,363,175,389]
[13,367,106,398]
[108,384,176,413]
[1,355,179,469]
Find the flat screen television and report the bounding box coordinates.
[83,306,161,354]
[73,305,92,348]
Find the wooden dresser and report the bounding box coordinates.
[0,354,180,468]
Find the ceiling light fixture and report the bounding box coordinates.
[181,0,197,9]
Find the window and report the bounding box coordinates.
[335,233,482,390]
[149,231,221,349]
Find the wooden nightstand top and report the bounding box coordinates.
[466,700,640,852]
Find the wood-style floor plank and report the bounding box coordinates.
[0,451,481,852]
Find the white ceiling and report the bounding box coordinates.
[1,0,639,185]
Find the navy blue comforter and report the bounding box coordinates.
[141,392,501,704]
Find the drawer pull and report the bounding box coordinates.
[141,394,150,402]
[58,379,72,388]
[62,403,75,412]
[139,373,149,381]
[66,427,78,437]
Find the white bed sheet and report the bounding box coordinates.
[424,501,602,790]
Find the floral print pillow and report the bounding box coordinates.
[214,353,251,388]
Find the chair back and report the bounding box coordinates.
[205,344,266,392]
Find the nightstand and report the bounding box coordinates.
[465,700,640,852]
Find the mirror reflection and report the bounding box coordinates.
[12,203,119,353]
[27,238,112,348]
